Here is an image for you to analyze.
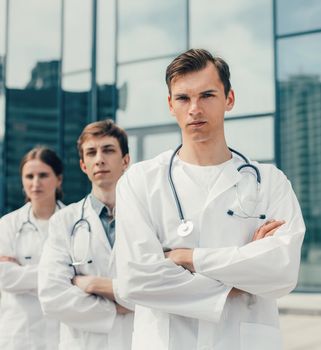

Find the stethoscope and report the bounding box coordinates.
[168,144,266,237]
[15,202,61,260]
[69,196,93,268]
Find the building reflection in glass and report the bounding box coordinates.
[279,73,321,290]
[5,59,116,212]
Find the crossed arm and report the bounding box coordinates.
[165,220,285,297]
[72,275,132,314]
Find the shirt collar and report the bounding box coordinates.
[89,192,115,217]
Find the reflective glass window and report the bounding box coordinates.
[277,34,321,290]
[7,0,61,88]
[117,58,174,127]
[0,0,5,58]
[190,0,274,117]
[118,0,187,62]
[0,0,6,134]
[62,73,91,204]
[225,116,274,161]
[97,0,115,85]
[277,34,321,81]
[5,0,61,211]
[277,0,321,35]
[97,0,116,121]
[63,0,92,73]
[128,135,138,164]
[144,132,181,160]
[0,0,6,212]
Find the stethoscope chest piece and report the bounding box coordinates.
[177,220,193,237]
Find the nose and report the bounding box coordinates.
[32,176,40,187]
[95,150,105,165]
[188,98,201,116]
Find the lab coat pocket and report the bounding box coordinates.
[240,322,283,350]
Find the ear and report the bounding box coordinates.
[168,95,175,116]
[57,175,63,188]
[225,89,235,112]
[79,159,87,175]
[122,154,130,171]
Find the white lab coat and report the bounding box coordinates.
[115,150,305,350]
[0,201,63,350]
[38,197,133,350]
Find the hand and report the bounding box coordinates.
[115,303,132,315]
[228,287,245,298]
[72,275,97,293]
[0,256,20,265]
[72,275,115,301]
[165,248,195,273]
[252,220,285,242]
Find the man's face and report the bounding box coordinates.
[80,135,129,190]
[168,62,235,143]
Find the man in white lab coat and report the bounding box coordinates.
[115,49,305,350]
[38,119,133,350]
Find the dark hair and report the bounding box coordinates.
[165,48,231,97]
[77,119,129,159]
[20,146,64,201]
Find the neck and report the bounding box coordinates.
[31,199,57,220]
[92,185,115,211]
[179,137,231,166]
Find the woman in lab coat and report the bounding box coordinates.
[0,146,64,350]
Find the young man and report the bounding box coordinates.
[38,120,133,350]
[115,49,305,350]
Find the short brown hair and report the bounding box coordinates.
[20,146,64,201]
[77,119,129,160]
[165,48,231,97]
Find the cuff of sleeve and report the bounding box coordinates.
[213,284,233,323]
[112,279,135,311]
[193,248,204,274]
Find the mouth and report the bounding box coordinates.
[94,170,110,176]
[188,120,207,128]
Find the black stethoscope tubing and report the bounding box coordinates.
[168,144,262,225]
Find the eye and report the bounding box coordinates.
[201,93,214,99]
[176,95,189,101]
[86,150,96,157]
[39,173,49,179]
[101,146,117,154]
[25,174,33,180]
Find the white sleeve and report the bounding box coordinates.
[115,171,231,323]
[193,169,305,298]
[38,212,117,334]
[0,217,38,294]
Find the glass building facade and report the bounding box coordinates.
[275,0,321,291]
[0,0,320,291]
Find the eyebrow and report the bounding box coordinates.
[173,89,218,98]
[84,144,116,151]
[24,171,49,176]
[200,89,218,94]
